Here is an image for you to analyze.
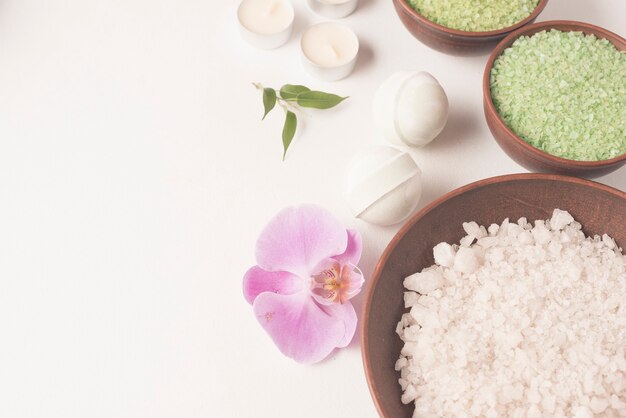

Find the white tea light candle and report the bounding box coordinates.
[307,0,358,19]
[301,23,359,81]
[237,0,294,49]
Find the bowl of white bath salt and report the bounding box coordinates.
[361,173,626,418]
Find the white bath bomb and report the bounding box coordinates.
[344,146,422,226]
[373,71,449,147]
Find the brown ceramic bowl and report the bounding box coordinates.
[361,173,626,418]
[484,21,626,178]
[392,0,548,55]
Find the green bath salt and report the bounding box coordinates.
[490,30,626,161]
[406,0,539,32]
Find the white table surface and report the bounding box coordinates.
[0,1,624,417]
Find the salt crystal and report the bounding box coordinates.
[590,396,609,414]
[550,208,574,231]
[463,221,483,238]
[417,294,437,309]
[572,406,593,418]
[477,236,498,248]
[491,312,505,327]
[404,269,445,294]
[532,220,551,244]
[459,235,475,247]
[404,291,419,308]
[486,247,504,263]
[401,342,417,356]
[453,247,480,274]
[401,384,418,404]
[610,394,626,409]
[395,357,408,371]
[518,230,533,245]
[527,386,541,404]
[403,325,421,341]
[433,242,456,267]
[409,304,429,323]
[469,402,481,415]
[603,234,617,249]
[542,393,556,414]
[613,374,626,392]
[527,404,541,418]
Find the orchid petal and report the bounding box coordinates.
[242,266,304,305]
[333,229,362,266]
[252,292,346,364]
[320,301,357,348]
[339,264,365,303]
[255,205,347,277]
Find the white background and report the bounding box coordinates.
[0,0,624,417]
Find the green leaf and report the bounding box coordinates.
[262,88,276,120]
[296,91,348,109]
[281,111,297,160]
[279,84,311,100]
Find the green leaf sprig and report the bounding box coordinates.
[253,83,348,160]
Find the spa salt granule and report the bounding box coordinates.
[490,30,626,161]
[406,0,539,32]
[396,209,626,417]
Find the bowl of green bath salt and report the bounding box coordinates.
[484,21,626,177]
[392,0,548,55]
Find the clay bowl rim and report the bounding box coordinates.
[361,173,626,418]
[483,20,626,170]
[393,0,549,38]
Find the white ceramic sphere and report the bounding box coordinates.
[373,71,449,147]
[344,146,422,226]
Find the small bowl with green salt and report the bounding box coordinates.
[392,0,548,55]
[484,21,626,177]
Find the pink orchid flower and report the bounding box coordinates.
[243,205,364,364]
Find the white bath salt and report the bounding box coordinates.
[452,246,480,274]
[433,242,456,267]
[396,209,626,418]
[403,268,445,294]
[403,291,420,308]
[463,221,484,239]
[549,208,574,230]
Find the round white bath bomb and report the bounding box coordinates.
[344,146,422,226]
[373,71,449,147]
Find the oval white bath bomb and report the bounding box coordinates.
[373,71,449,147]
[344,146,422,226]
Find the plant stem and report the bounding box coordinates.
[276,96,299,113]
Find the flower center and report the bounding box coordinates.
[312,264,342,303]
[310,261,362,305]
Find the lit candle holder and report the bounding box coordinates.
[307,0,358,19]
[300,23,359,81]
[237,0,294,50]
